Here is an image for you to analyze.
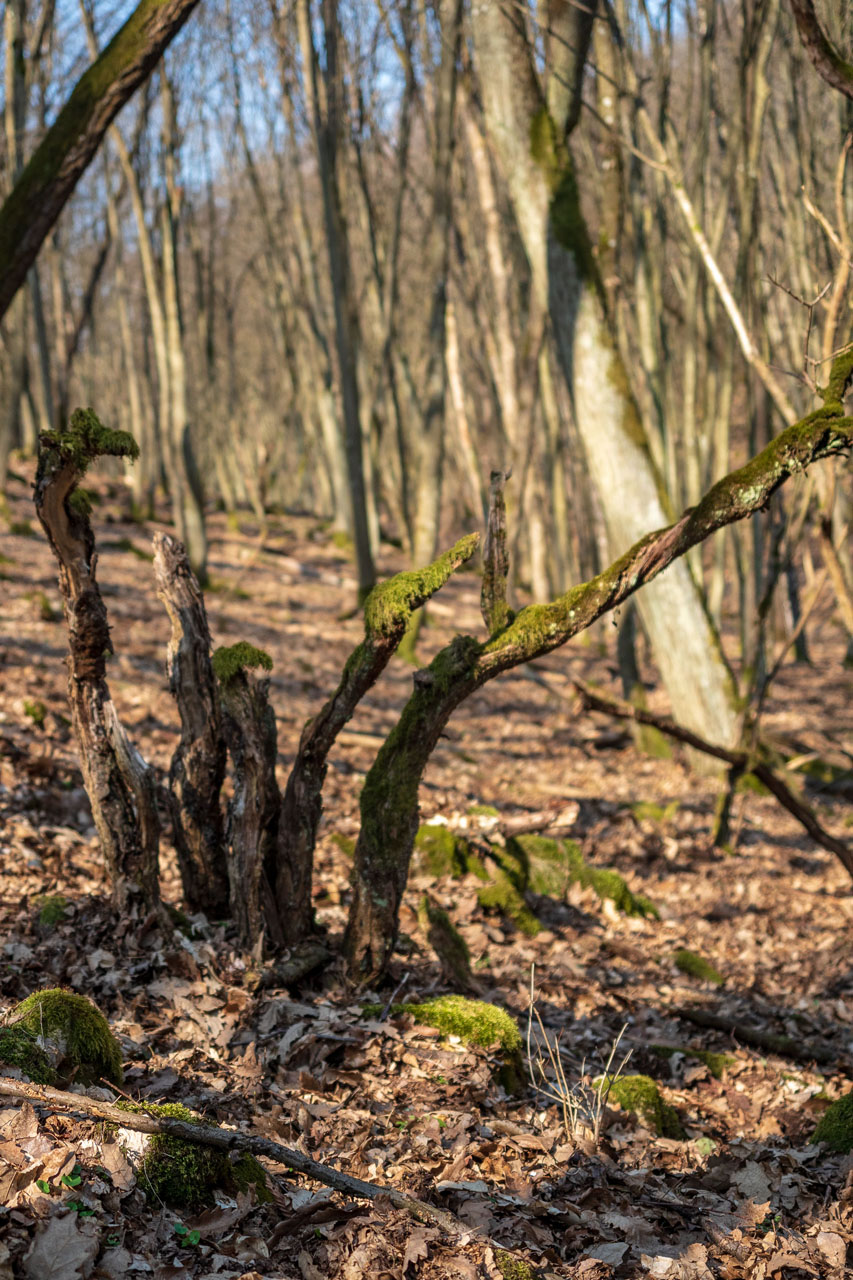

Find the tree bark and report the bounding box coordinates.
[153,533,229,918]
[0,0,202,320]
[470,0,740,760]
[276,533,479,946]
[344,381,853,982]
[34,410,160,912]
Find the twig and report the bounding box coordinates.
[480,469,512,635]
[0,1077,458,1233]
[574,679,853,879]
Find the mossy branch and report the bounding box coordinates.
[0,1076,513,1242]
[0,0,202,319]
[275,533,479,945]
[344,388,853,981]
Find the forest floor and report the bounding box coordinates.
[1,464,853,1280]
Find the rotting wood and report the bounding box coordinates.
[153,532,229,917]
[675,1006,848,1069]
[480,468,512,636]
[34,410,160,913]
[574,678,853,880]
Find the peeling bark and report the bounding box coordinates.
[33,410,159,912]
[153,533,228,917]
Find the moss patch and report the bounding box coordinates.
[23,699,47,728]
[601,1073,685,1138]
[495,1250,537,1280]
[650,1044,736,1080]
[397,995,521,1054]
[413,823,471,878]
[40,408,139,476]
[116,1101,271,1209]
[34,893,67,927]
[811,1092,853,1152]
[211,641,273,684]
[674,949,725,986]
[11,988,122,1085]
[477,872,542,936]
[0,1025,56,1085]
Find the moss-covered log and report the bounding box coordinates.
[344,367,853,982]
[0,0,201,319]
[34,410,160,912]
[275,533,478,946]
[153,533,229,917]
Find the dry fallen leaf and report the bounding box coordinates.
[22,1211,100,1280]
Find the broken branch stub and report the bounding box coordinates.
[33,409,159,912]
[480,469,511,635]
[153,533,229,917]
[213,646,282,950]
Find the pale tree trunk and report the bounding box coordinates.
[297,0,375,601]
[470,1,738,755]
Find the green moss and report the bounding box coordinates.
[331,529,353,551]
[418,897,472,989]
[811,1092,853,1152]
[330,832,356,858]
[11,988,122,1086]
[40,408,139,477]
[397,995,521,1054]
[115,1101,271,1209]
[9,519,35,536]
[23,699,47,729]
[412,823,471,878]
[632,800,680,825]
[477,873,542,936]
[468,804,500,818]
[601,1073,685,1138]
[674,949,725,987]
[211,641,273,684]
[650,1044,736,1080]
[362,534,479,638]
[736,771,770,796]
[495,1251,536,1280]
[561,840,659,918]
[0,1025,56,1085]
[68,487,94,517]
[34,893,67,927]
[507,833,571,898]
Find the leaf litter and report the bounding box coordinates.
[0,473,852,1275]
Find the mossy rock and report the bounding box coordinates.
[477,872,542,936]
[811,1092,853,1152]
[116,1101,272,1209]
[418,897,473,989]
[396,995,521,1053]
[412,823,471,878]
[600,1073,685,1138]
[0,1025,56,1085]
[650,1044,736,1080]
[11,988,123,1086]
[673,949,724,986]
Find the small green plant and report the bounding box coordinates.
[673,949,725,986]
[35,893,68,928]
[174,1223,202,1248]
[9,518,35,537]
[631,800,680,825]
[23,699,48,729]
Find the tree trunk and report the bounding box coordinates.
[153,533,229,917]
[470,1,739,757]
[34,410,160,913]
[0,0,202,320]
